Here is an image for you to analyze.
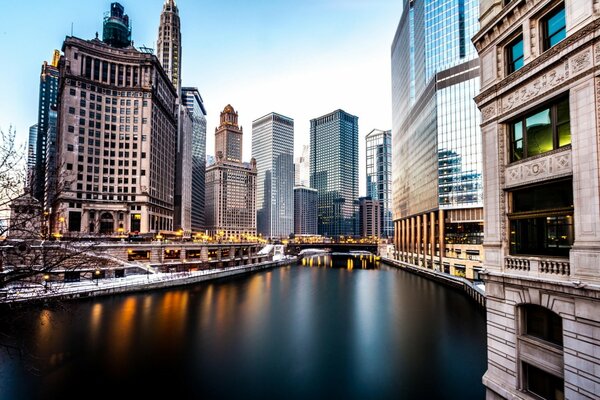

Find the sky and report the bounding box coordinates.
[0,0,401,196]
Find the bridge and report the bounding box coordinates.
[286,242,378,256]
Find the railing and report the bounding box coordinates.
[505,257,530,271]
[540,259,570,276]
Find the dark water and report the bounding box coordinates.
[0,256,487,399]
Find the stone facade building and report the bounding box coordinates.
[205,105,257,239]
[53,3,178,236]
[358,196,381,239]
[473,0,600,398]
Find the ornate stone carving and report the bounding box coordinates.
[504,149,572,188]
[570,49,592,74]
[482,104,496,122]
[501,62,568,113]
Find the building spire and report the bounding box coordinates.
[157,0,181,95]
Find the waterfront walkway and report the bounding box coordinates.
[0,258,295,304]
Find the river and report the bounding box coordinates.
[0,255,487,399]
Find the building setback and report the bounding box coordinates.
[294,186,317,235]
[52,3,178,236]
[473,0,600,399]
[358,197,381,239]
[366,129,393,239]
[182,87,207,232]
[310,109,358,237]
[391,0,484,279]
[252,113,294,238]
[205,105,257,239]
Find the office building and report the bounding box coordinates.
[294,144,310,187]
[34,53,60,204]
[391,0,483,279]
[174,106,192,234]
[310,109,358,237]
[157,0,181,95]
[473,0,600,399]
[205,105,257,238]
[182,87,207,232]
[358,197,381,239]
[27,124,38,190]
[366,129,393,239]
[252,113,294,238]
[52,2,178,235]
[294,186,317,235]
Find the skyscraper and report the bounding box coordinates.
[366,129,393,238]
[294,144,310,187]
[205,105,257,238]
[391,0,483,279]
[27,124,38,190]
[157,0,181,95]
[310,109,358,237]
[252,113,294,238]
[294,186,317,235]
[34,54,59,204]
[174,106,192,233]
[182,87,207,232]
[358,197,381,239]
[52,3,178,235]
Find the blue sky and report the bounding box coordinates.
[0,0,401,195]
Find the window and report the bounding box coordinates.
[542,5,566,51]
[509,179,574,257]
[522,304,563,345]
[507,35,524,73]
[522,362,564,400]
[509,97,570,162]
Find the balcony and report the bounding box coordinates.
[504,256,570,280]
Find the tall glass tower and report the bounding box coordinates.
[366,129,393,238]
[182,88,207,232]
[310,109,359,237]
[252,113,294,238]
[391,0,483,279]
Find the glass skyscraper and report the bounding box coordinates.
[310,109,358,237]
[252,113,294,238]
[391,0,483,279]
[366,129,393,238]
[182,87,207,232]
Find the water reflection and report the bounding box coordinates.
[300,252,380,270]
[0,261,486,399]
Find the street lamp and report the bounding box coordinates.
[43,274,50,292]
[94,269,101,286]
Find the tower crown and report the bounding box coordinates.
[102,2,132,48]
[220,105,239,128]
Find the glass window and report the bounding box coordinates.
[509,97,570,162]
[507,35,524,73]
[542,5,566,51]
[522,304,563,345]
[522,362,564,400]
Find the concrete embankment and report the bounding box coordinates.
[381,257,486,307]
[1,258,295,304]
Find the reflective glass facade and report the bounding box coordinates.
[310,110,358,237]
[392,0,482,218]
[366,129,393,238]
[182,88,207,231]
[252,113,294,238]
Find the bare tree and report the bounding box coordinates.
[0,127,27,239]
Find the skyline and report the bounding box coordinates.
[0,0,401,197]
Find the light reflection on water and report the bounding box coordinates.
[0,260,486,399]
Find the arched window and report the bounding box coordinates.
[522,304,563,346]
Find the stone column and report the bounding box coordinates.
[430,211,436,270]
[423,213,429,268]
[439,209,445,270]
[410,217,415,264]
[416,215,421,267]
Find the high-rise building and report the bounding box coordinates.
[174,106,192,234]
[52,3,178,235]
[27,124,38,190]
[474,1,600,399]
[34,55,59,204]
[44,109,58,211]
[366,129,393,239]
[156,0,181,95]
[294,186,317,235]
[294,144,310,187]
[391,0,483,279]
[205,105,257,238]
[182,88,207,232]
[252,113,294,238]
[358,197,381,239]
[310,109,358,237]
